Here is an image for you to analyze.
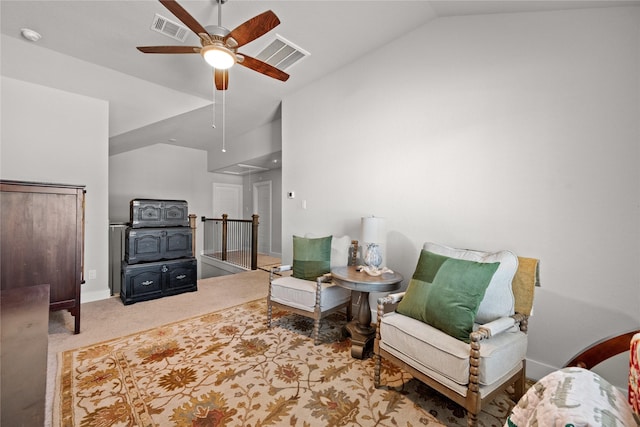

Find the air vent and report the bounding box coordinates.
[255,35,309,71]
[151,14,189,42]
[221,164,270,176]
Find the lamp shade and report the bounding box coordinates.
[361,216,385,244]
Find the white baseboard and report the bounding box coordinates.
[526,358,558,381]
[526,357,628,396]
[81,288,111,304]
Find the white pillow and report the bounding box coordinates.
[305,234,352,268]
[422,242,517,323]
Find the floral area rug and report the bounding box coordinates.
[57,300,514,426]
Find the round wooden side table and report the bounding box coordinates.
[331,266,403,359]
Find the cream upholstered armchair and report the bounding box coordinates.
[267,235,358,345]
[374,242,539,427]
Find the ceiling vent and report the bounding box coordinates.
[221,164,270,176]
[255,35,309,71]
[151,13,189,42]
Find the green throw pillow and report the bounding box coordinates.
[292,235,332,280]
[396,250,450,320]
[397,253,499,343]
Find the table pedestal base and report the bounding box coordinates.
[330,266,403,360]
[343,319,375,359]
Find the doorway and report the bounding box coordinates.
[253,181,272,255]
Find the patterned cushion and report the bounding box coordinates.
[507,367,639,427]
[631,333,640,416]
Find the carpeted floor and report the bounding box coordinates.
[56,299,516,426]
[46,270,269,427]
[48,269,519,427]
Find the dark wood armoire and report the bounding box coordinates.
[0,180,85,334]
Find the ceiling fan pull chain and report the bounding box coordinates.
[211,72,217,129]
[222,86,226,153]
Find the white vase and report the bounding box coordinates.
[364,243,382,269]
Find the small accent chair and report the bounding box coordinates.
[267,235,358,345]
[374,242,539,427]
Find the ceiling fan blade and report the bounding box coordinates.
[226,10,280,48]
[137,46,200,54]
[238,55,289,82]
[215,69,229,91]
[159,0,208,38]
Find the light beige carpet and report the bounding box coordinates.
[46,270,270,427]
[54,293,516,426]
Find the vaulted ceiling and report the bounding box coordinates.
[2,1,636,171]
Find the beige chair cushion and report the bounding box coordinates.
[270,276,351,312]
[380,311,527,386]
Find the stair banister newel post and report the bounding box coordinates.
[221,214,228,262]
[251,214,259,270]
[189,214,197,257]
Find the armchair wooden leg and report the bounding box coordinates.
[313,317,321,345]
[374,300,383,388]
[374,353,382,388]
[467,339,481,427]
[466,412,478,427]
[513,361,527,401]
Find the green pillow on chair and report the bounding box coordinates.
[396,250,449,320]
[292,235,332,280]
[397,250,499,342]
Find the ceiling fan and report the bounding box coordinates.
[137,0,289,90]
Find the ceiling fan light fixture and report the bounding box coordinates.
[201,44,235,69]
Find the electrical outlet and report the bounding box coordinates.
[88,269,97,279]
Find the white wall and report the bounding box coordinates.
[1,76,110,303]
[282,7,640,382]
[1,34,210,139]
[207,119,282,171]
[109,143,242,278]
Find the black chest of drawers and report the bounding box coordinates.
[121,258,197,305]
[125,227,193,264]
[121,199,197,305]
[130,199,189,228]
